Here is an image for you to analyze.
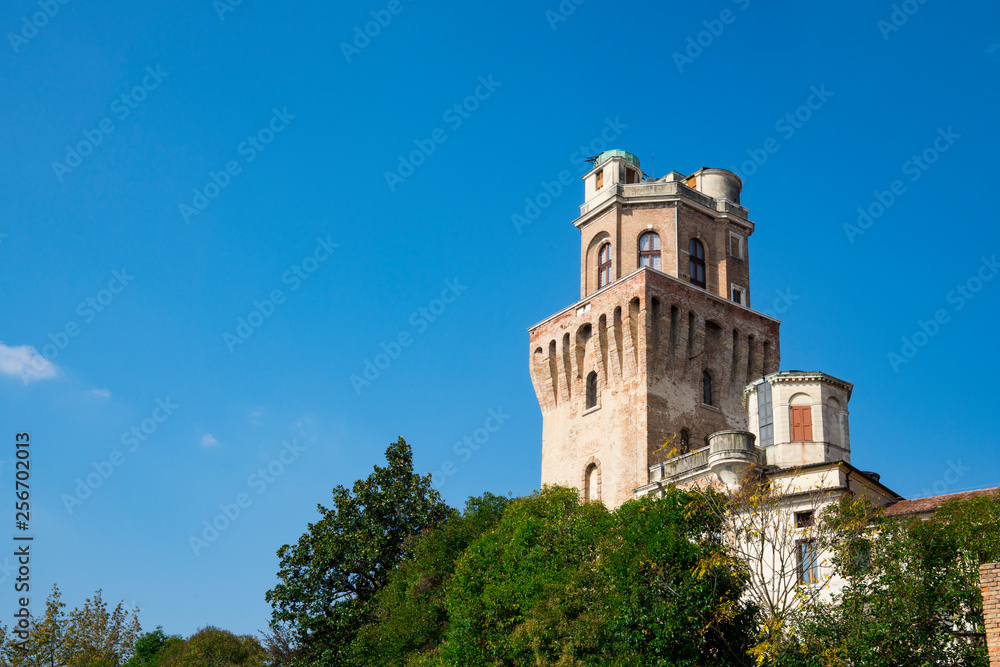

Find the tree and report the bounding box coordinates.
[435,486,756,665]
[125,627,183,667]
[63,590,142,666]
[596,489,757,665]
[155,627,265,667]
[0,584,66,666]
[350,493,512,666]
[776,492,1000,667]
[0,585,140,667]
[257,623,301,667]
[675,458,883,663]
[266,437,452,666]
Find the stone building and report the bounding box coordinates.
[525,148,988,593]
[528,149,903,508]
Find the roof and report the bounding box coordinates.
[768,459,904,502]
[595,149,640,170]
[745,370,854,398]
[884,486,999,516]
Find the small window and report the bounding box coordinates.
[790,406,813,441]
[585,462,600,502]
[595,169,604,190]
[689,239,706,288]
[797,540,818,585]
[679,429,690,455]
[795,511,815,528]
[731,286,744,305]
[626,168,639,184]
[702,370,713,406]
[586,371,598,410]
[729,232,744,259]
[598,243,612,288]
[638,232,661,270]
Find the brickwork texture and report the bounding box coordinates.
[982,562,1000,667]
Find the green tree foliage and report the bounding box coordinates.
[270,435,1000,665]
[350,493,512,666]
[438,485,616,664]
[155,627,266,667]
[773,493,1000,667]
[596,490,757,665]
[351,486,756,666]
[266,437,452,666]
[124,627,183,667]
[0,585,140,667]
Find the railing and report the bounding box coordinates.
[649,447,710,482]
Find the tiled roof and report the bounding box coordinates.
[884,486,999,516]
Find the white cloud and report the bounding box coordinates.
[0,343,58,383]
[249,407,264,425]
[89,387,111,399]
[200,433,218,447]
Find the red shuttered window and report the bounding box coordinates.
[790,406,813,441]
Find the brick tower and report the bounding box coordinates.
[528,150,781,508]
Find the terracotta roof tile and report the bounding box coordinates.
[884,486,999,516]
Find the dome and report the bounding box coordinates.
[595,149,640,170]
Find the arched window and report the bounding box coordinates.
[679,428,690,455]
[689,238,706,288]
[598,243,612,288]
[586,371,598,409]
[638,232,661,270]
[702,370,713,406]
[789,393,813,442]
[585,462,601,502]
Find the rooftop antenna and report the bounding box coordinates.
[651,154,655,179]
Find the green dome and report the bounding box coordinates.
[595,149,640,169]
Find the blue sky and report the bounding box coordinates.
[1,0,998,640]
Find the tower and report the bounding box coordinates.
[528,150,781,508]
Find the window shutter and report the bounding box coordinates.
[758,382,774,448]
[790,406,813,441]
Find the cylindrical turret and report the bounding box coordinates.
[697,168,742,204]
[707,430,758,486]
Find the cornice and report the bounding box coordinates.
[527,266,780,333]
[573,183,754,233]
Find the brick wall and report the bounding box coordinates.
[982,562,1000,667]
[529,268,779,509]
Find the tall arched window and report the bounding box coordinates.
[584,462,600,502]
[638,232,661,270]
[598,243,612,288]
[702,370,713,406]
[689,238,706,288]
[679,428,690,454]
[586,371,598,409]
[790,393,813,442]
